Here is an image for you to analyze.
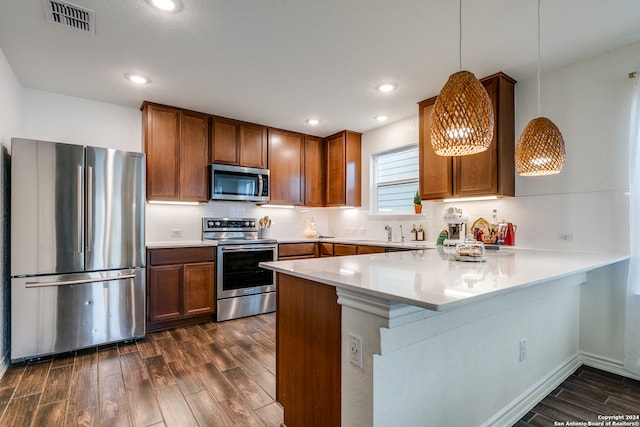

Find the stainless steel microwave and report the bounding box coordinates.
[210,164,270,203]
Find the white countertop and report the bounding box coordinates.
[260,247,629,312]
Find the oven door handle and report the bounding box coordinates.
[220,245,277,252]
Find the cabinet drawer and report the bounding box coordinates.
[278,243,317,259]
[333,244,357,256]
[148,247,216,265]
[357,245,386,255]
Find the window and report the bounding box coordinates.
[373,146,419,213]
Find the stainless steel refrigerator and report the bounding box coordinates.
[10,138,145,362]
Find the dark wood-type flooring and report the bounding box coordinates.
[514,365,640,426]
[1,312,638,427]
[0,313,282,427]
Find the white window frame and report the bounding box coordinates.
[371,144,419,214]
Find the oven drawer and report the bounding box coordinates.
[148,246,216,265]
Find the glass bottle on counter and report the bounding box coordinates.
[411,224,417,241]
[417,224,425,241]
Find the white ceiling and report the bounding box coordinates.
[1,0,639,137]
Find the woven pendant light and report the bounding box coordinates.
[515,0,565,176]
[431,0,495,156]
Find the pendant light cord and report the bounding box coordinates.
[458,0,463,71]
[537,0,541,117]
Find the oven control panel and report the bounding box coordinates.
[203,217,257,232]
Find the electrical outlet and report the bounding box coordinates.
[170,229,183,238]
[519,339,527,362]
[349,334,363,368]
[558,232,574,242]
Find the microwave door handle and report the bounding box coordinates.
[257,175,263,196]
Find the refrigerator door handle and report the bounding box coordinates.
[86,165,93,251]
[25,273,136,288]
[76,165,83,253]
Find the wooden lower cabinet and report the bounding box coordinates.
[277,273,341,427]
[146,247,216,331]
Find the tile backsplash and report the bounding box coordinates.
[146,190,628,253]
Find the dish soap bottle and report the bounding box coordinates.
[417,224,425,241]
[411,224,417,241]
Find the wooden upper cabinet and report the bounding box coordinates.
[142,102,209,202]
[304,135,326,207]
[418,96,453,200]
[326,130,361,207]
[211,117,267,169]
[211,117,239,164]
[180,110,210,201]
[267,129,304,205]
[240,123,268,168]
[418,72,516,200]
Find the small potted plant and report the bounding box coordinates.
[413,191,422,214]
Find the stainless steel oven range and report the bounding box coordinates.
[203,217,278,321]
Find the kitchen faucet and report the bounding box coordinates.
[384,225,392,242]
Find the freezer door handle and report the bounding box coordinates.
[25,273,136,288]
[86,165,93,251]
[76,165,83,253]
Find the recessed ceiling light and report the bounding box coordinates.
[147,0,181,12]
[376,83,397,93]
[375,115,389,122]
[306,119,320,125]
[125,73,151,84]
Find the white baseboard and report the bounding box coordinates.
[580,352,640,381]
[482,352,640,427]
[482,353,583,427]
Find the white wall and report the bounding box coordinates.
[0,47,21,374]
[19,88,142,152]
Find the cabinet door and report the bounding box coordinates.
[268,129,304,205]
[319,243,334,257]
[454,74,515,197]
[143,104,180,201]
[148,264,183,322]
[325,133,345,206]
[184,262,215,316]
[326,131,361,207]
[211,117,240,165]
[454,78,498,196]
[418,97,453,200]
[240,123,268,168]
[180,111,210,202]
[304,135,325,207]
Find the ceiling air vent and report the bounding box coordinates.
[43,0,95,34]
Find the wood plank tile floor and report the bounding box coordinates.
[0,313,282,427]
[514,365,640,426]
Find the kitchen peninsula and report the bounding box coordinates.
[261,248,629,427]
